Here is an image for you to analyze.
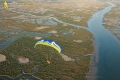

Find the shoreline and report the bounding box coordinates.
[110,29,120,44]
[86,3,115,80]
[86,37,99,80]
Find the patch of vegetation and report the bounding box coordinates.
[0,28,93,79]
[103,4,120,40]
[0,19,41,31]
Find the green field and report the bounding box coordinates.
[0,27,93,79]
[0,1,96,79]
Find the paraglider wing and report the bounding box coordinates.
[34,40,61,53]
[34,39,62,64]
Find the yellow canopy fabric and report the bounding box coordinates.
[34,40,61,53]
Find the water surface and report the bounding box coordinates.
[87,3,120,80]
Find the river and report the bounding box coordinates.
[53,2,120,80]
[88,3,120,80]
[0,2,120,80]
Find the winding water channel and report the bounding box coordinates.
[52,3,120,80]
[0,2,120,80]
[88,3,120,80]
